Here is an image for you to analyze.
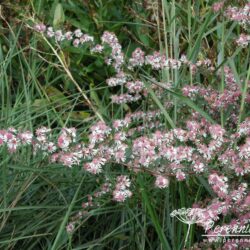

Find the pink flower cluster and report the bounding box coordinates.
[236,33,250,47]
[129,50,214,73]
[182,66,249,120]
[34,23,215,76]
[106,71,127,87]
[111,93,141,104]
[0,128,33,152]
[112,175,132,202]
[101,31,124,71]
[225,4,250,27]
[238,117,250,136]
[126,80,144,93]
[212,1,224,12]
[145,51,181,70]
[128,48,145,67]
[34,25,94,45]
[2,112,250,184]
[224,3,250,47]
[208,173,229,198]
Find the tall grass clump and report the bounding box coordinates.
[0,1,250,249]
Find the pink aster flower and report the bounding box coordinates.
[155,176,169,188]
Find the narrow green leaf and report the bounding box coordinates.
[197,176,215,197]
[143,81,175,129]
[138,174,171,250]
[51,176,84,250]
[53,3,65,27]
[143,75,215,124]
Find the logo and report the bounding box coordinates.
[170,208,250,246]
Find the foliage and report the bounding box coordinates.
[0,1,250,249]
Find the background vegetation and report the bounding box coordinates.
[0,0,249,249]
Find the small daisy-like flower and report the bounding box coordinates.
[155,175,169,188]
